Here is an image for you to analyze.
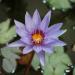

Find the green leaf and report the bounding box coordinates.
[61,54,72,65]
[54,46,64,54]
[2,58,17,73]
[1,47,21,60]
[49,53,61,67]
[70,0,75,2]
[0,19,16,44]
[49,53,71,67]
[47,0,71,10]
[10,47,21,53]
[1,47,21,73]
[45,53,51,64]
[44,65,54,75]
[0,19,10,33]
[0,26,16,44]
[44,63,67,75]
[32,54,40,70]
[43,46,72,75]
[54,64,67,75]
[73,68,75,75]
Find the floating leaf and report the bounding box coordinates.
[73,68,75,75]
[0,19,10,33]
[61,54,72,65]
[0,26,16,44]
[54,46,64,54]
[49,53,71,67]
[44,65,54,75]
[43,46,72,75]
[2,58,17,73]
[47,0,71,10]
[54,64,67,75]
[10,47,21,53]
[49,53,61,67]
[0,19,16,44]
[70,0,75,2]
[1,47,21,73]
[1,47,21,60]
[31,54,39,70]
[47,0,75,11]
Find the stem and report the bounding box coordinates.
[25,51,35,75]
[19,47,35,75]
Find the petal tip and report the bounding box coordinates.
[14,19,18,24]
[62,29,67,34]
[34,9,40,16]
[25,11,31,17]
[35,9,39,12]
[64,29,67,32]
[47,10,51,16]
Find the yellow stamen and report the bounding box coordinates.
[32,33,43,44]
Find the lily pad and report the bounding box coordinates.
[32,54,40,70]
[2,58,17,73]
[0,19,16,44]
[47,0,71,10]
[1,47,21,60]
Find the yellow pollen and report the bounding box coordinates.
[32,33,43,44]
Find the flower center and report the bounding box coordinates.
[32,30,44,45]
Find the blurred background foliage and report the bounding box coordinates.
[45,0,75,11]
[0,0,75,75]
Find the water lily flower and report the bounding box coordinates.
[7,9,66,66]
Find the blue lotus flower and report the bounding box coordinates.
[7,9,66,66]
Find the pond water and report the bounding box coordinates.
[0,0,75,75]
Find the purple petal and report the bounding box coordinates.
[45,29,67,39]
[42,45,53,53]
[21,36,32,45]
[37,51,45,66]
[25,12,36,32]
[50,39,66,46]
[22,46,33,54]
[14,20,27,37]
[46,23,63,33]
[33,46,42,53]
[7,40,25,47]
[43,38,55,45]
[40,11,51,32]
[33,9,41,26]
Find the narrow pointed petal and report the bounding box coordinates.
[43,38,55,44]
[54,30,67,37]
[50,39,66,46]
[42,45,53,53]
[45,29,67,39]
[46,23,63,33]
[14,20,26,37]
[25,12,36,32]
[33,46,42,53]
[40,11,51,31]
[37,51,45,66]
[22,46,33,54]
[7,40,25,47]
[25,12,32,24]
[21,37,32,45]
[33,9,41,26]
